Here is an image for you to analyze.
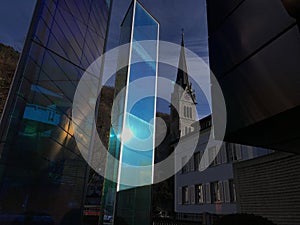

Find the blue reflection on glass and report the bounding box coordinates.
[118,1,159,191]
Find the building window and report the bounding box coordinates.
[211,181,223,203]
[182,186,189,204]
[184,106,193,119]
[181,156,189,173]
[195,184,204,204]
[223,179,236,203]
[233,144,242,161]
[214,150,221,166]
[194,152,201,171]
[226,143,242,162]
[184,126,192,135]
[209,146,221,167]
[226,143,233,163]
[223,180,230,203]
[190,185,196,204]
[178,187,182,204]
[185,107,187,118]
[205,183,211,203]
[229,179,236,202]
[208,146,215,165]
[181,155,195,173]
[220,144,227,164]
[189,155,195,172]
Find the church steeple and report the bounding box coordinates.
[175,31,196,104]
[170,31,197,140]
[176,31,189,90]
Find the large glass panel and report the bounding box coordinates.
[118,0,159,192]
[101,3,134,217]
[108,2,159,225]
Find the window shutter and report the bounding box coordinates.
[218,181,224,202]
[205,183,211,203]
[232,181,237,202]
[190,185,195,204]
[216,151,221,165]
[199,185,204,203]
[223,180,230,203]
[236,144,242,160]
[195,152,200,171]
[185,186,190,204]
[221,145,227,164]
[178,187,182,205]
[190,155,194,171]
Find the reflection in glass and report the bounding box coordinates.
[0,0,110,224]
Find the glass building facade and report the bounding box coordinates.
[102,1,159,224]
[208,0,300,153]
[0,0,111,224]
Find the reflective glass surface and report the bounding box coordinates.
[101,1,158,225]
[118,0,159,192]
[0,0,110,224]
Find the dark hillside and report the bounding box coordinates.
[0,43,20,117]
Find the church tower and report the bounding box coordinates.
[170,32,197,140]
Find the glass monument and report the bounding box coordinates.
[102,1,159,224]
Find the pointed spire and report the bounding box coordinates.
[181,29,185,47]
[176,29,189,90]
[175,30,197,104]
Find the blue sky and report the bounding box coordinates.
[107,0,211,117]
[0,0,36,51]
[0,0,211,117]
[107,0,209,61]
[0,0,208,58]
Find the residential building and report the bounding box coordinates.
[174,116,273,224]
[170,32,273,224]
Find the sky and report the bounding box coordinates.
[0,0,211,118]
[106,0,211,117]
[107,0,209,61]
[0,0,36,51]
